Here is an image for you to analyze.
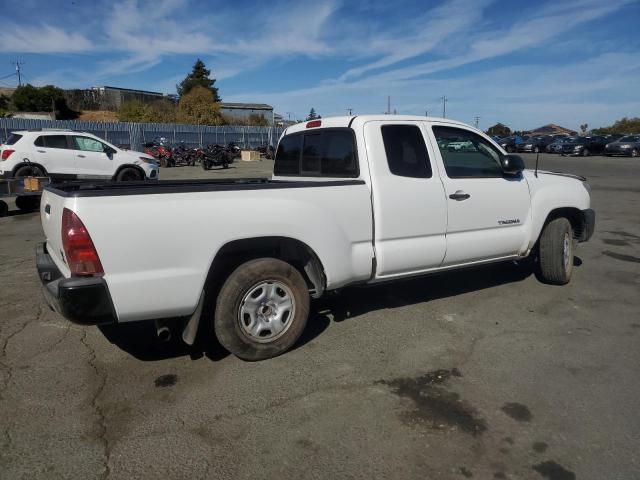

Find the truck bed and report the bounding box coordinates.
[40,176,374,322]
[45,178,366,197]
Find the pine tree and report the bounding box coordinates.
[177,59,220,100]
[306,108,317,120]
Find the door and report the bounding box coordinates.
[364,121,447,278]
[31,135,76,176]
[71,136,114,178]
[428,124,531,266]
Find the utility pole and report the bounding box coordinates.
[346,108,353,115]
[286,112,293,121]
[387,96,391,115]
[425,109,429,117]
[441,96,447,118]
[474,116,481,129]
[12,61,24,86]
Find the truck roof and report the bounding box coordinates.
[283,115,473,135]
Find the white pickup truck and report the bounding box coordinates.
[37,115,594,360]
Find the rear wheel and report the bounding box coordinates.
[538,217,574,285]
[214,258,310,361]
[0,200,8,217]
[116,168,143,181]
[14,164,44,178]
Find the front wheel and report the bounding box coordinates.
[582,148,590,157]
[538,217,574,285]
[116,167,143,181]
[214,258,310,361]
[631,149,638,157]
[534,146,540,153]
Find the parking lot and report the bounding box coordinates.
[1,154,638,479]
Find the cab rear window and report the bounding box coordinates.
[274,128,358,177]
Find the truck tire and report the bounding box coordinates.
[538,217,574,285]
[214,258,310,361]
[116,168,143,181]
[0,200,8,217]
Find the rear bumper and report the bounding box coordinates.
[579,209,595,242]
[36,243,117,325]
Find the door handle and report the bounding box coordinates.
[37,150,46,153]
[77,154,86,158]
[449,190,470,201]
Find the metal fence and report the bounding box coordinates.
[0,118,285,151]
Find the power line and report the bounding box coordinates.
[0,72,17,81]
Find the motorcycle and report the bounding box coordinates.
[201,144,231,170]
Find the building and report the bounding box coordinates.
[10,112,56,120]
[219,103,274,125]
[91,86,165,110]
[527,124,577,136]
[486,123,511,137]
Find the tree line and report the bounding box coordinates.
[0,59,270,126]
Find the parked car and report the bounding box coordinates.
[1,129,159,181]
[546,137,573,153]
[559,136,607,156]
[37,115,594,361]
[604,135,640,157]
[516,136,554,153]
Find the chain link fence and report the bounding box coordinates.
[0,118,285,151]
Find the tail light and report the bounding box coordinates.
[306,120,322,128]
[61,208,104,276]
[1,149,15,160]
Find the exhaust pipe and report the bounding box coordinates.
[154,320,172,342]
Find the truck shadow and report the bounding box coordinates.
[99,257,581,361]
[294,258,549,350]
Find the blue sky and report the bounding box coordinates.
[0,0,639,130]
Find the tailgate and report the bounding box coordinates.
[40,188,71,277]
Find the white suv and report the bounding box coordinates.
[0,129,159,181]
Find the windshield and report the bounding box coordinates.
[618,136,638,142]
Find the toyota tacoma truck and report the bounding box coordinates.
[36,116,595,360]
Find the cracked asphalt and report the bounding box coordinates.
[1,155,639,479]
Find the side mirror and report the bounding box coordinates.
[104,145,116,155]
[501,154,525,175]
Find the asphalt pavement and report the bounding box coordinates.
[1,154,639,479]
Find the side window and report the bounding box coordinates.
[43,135,70,149]
[34,136,45,147]
[73,136,105,153]
[274,129,358,177]
[274,134,302,175]
[432,126,503,178]
[381,125,432,178]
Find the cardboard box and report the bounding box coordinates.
[24,177,40,192]
[241,150,260,162]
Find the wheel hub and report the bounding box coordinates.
[238,281,295,343]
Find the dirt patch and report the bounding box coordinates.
[501,402,532,422]
[154,374,178,387]
[377,369,487,436]
[533,461,575,480]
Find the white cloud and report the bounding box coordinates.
[0,25,93,53]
